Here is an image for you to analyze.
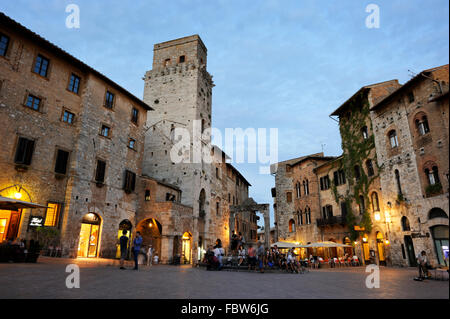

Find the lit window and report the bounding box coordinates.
[361,126,368,139]
[44,203,61,227]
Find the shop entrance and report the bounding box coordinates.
[181,232,192,264]
[376,232,386,266]
[78,213,101,258]
[116,219,132,259]
[404,235,417,267]
[362,234,370,264]
[0,210,22,243]
[431,225,449,267]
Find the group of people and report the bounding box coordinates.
[118,230,158,270]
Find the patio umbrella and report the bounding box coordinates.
[0,196,48,210]
[270,241,297,249]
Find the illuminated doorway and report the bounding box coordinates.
[136,218,162,260]
[362,234,370,263]
[116,219,132,259]
[376,232,386,265]
[181,232,192,264]
[0,210,22,243]
[78,213,101,258]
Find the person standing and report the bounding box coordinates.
[132,231,143,270]
[257,242,265,273]
[147,245,153,267]
[119,230,129,270]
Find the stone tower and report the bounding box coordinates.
[142,35,215,251]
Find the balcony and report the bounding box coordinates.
[316,216,346,227]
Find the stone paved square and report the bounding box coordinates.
[0,257,448,299]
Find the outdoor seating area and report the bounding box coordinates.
[0,240,41,263]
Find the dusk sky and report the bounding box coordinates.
[1,0,448,226]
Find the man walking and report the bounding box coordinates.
[132,231,143,270]
[119,230,129,270]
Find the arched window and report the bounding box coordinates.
[395,169,403,195]
[359,195,365,214]
[388,130,398,148]
[298,210,303,225]
[303,180,309,195]
[354,165,361,181]
[366,160,374,177]
[425,166,440,185]
[361,126,369,139]
[305,206,311,224]
[428,208,448,219]
[415,115,430,136]
[371,192,380,212]
[199,189,206,218]
[401,216,411,231]
[296,182,301,198]
[289,219,296,233]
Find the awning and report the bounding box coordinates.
[271,241,297,249]
[0,196,48,210]
[303,241,352,248]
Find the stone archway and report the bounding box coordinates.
[136,218,162,260]
[230,198,270,249]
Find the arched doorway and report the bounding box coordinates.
[404,235,417,267]
[328,238,337,258]
[343,237,353,256]
[376,232,386,266]
[362,234,370,264]
[136,218,162,260]
[181,232,192,264]
[430,225,449,267]
[78,213,101,258]
[116,219,132,259]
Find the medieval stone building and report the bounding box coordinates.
[0,13,255,264]
[272,69,448,268]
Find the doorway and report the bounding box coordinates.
[77,213,101,258]
[431,225,449,267]
[404,235,417,267]
[116,219,132,259]
[376,232,386,266]
[181,232,192,264]
[0,210,22,243]
[362,234,370,264]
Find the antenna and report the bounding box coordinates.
[407,69,417,78]
[321,143,326,153]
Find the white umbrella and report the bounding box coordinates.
[270,241,296,249]
[0,196,48,210]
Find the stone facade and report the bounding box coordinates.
[0,14,254,264]
[371,64,449,267]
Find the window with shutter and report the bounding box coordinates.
[54,149,69,174]
[14,137,35,165]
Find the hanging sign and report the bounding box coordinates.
[29,216,44,227]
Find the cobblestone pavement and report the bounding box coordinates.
[0,257,448,299]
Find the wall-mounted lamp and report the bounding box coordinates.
[374,212,381,221]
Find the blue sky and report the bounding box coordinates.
[1,0,448,226]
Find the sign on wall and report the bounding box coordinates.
[29,216,44,227]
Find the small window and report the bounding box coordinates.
[395,169,403,195]
[354,165,361,181]
[14,137,35,165]
[320,175,330,190]
[179,55,185,63]
[104,91,115,109]
[44,203,61,227]
[33,54,50,77]
[163,58,171,67]
[100,125,110,137]
[216,202,220,215]
[425,166,440,185]
[401,216,411,231]
[144,190,151,201]
[407,91,415,103]
[416,117,430,136]
[289,219,295,232]
[216,167,219,178]
[0,33,10,57]
[166,193,176,201]
[25,94,41,111]
[389,130,398,148]
[286,192,292,203]
[95,160,106,183]
[131,108,139,124]
[128,138,136,149]
[62,110,75,124]
[54,149,69,175]
[371,192,380,212]
[359,195,365,214]
[361,126,369,139]
[366,159,374,177]
[68,74,81,94]
[123,170,136,193]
